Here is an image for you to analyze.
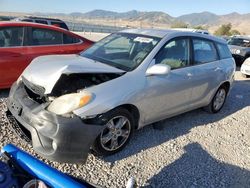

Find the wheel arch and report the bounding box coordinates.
[113,104,140,130]
[220,81,231,94]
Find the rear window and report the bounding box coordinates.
[216,43,232,59]
[51,21,69,30]
[22,19,33,22]
[193,39,218,64]
[30,28,63,46]
[0,27,24,47]
[63,34,81,44]
[228,38,250,47]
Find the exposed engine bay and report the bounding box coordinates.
[23,73,123,103]
[51,73,123,97]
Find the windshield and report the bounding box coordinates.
[228,38,250,47]
[80,33,161,71]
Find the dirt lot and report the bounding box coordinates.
[0,71,250,187]
[74,31,109,41]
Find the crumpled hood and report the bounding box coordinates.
[21,54,125,94]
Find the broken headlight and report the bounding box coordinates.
[47,91,93,115]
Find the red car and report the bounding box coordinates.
[0,22,94,89]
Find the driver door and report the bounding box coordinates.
[141,37,194,124]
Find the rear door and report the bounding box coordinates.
[189,37,221,108]
[25,27,83,63]
[0,26,28,88]
[25,26,64,63]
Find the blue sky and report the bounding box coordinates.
[0,0,249,17]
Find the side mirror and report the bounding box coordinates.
[146,63,171,76]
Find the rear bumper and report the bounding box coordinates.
[7,82,103,163]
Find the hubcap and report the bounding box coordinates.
[100,116,131,151]
[213,88,226,111]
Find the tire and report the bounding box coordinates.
[92,108,135,156]
[204,86,228,113]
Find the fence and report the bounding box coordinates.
[66,21,127,33]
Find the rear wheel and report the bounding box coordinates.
[204,86,227,113]
[93,108,134,156]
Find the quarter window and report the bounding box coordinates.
[30,28,63,46]
[51,22,69,30]
[193,39,218,64]
[63,34,81,44]
[216,43,232,59]
[0,27,24,47]
[155,38,190,69]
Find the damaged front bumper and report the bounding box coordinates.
[6,82,104,163]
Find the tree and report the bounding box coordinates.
[171,21,188,28]
[231,29,241,36]
[194,25,206,30]
[214,23,241,36]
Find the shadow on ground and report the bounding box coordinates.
[144,142,250,187]
[104,79,250,162]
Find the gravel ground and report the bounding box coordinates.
[0,71,250,188]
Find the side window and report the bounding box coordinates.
[155,38,190,69]
[51,21,68,30]
[0,27,24,47]
[63,34,81,44]
[216,43,232,59]
[193,39,218,64]
[30,28,63,46]
[22,19,33,22]
[35,20,48,25]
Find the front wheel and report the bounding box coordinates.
[204,86,227,113]
[93,108,135,156]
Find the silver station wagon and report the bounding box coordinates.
[7,29,235,163]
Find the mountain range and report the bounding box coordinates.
[1,9,250,34]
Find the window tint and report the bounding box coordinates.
[155,38,190,69]
[30,28,63,46]
[0,27,24,47]
[193,39,218,64]
[22,19,33,22]
[63,34,81,44]
[35,20,48,25]
[216,43,232,59]
[51,21,69,30]
[228,38,250,47]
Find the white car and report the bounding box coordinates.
[7,29,235,163]
[241,57,250,78]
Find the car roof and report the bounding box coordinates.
[0,21,92,42]
[19,16,64,22]
[0,21,70,33]
[119,28,226,44]
[231,36,250,40]
[119,28,176,38]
